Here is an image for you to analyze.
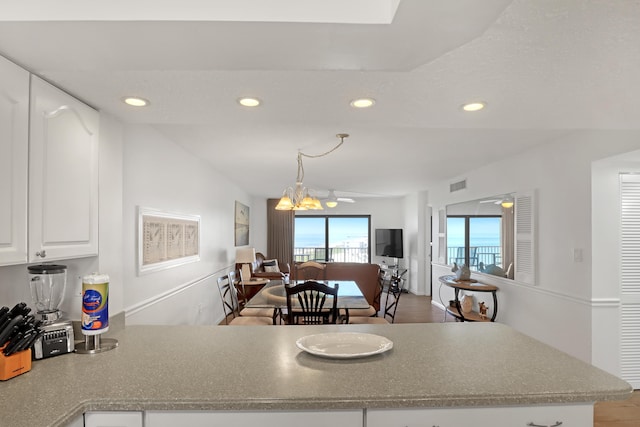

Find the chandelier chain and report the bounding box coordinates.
[295,134,348,183]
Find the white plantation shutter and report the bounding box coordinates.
[438,208,446,263]
[514,191,536,285]
[619,173,640,387]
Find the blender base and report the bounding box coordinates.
[75,334,118,354]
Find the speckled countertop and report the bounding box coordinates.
[0,322,632,427]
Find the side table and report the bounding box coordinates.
[439,275,498,322]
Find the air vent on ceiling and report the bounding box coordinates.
[449,179,467,193]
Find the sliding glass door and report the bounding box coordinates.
[294,215,371,263]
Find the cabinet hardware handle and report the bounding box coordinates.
[36,250,46,258]
[527,422,562,427]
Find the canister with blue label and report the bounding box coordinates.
[81,272,110,335]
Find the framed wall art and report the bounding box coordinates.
[138,207,200,275]
[234,201,250,246]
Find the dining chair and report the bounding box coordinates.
[294,261,326,281]
[216,273,273,326]
[383,269,407,323]
[285,280,338,325]
[343,269,384,324]
[234,270,280,323]
[454,247,478,267]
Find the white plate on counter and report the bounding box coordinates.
[296,332,393,359]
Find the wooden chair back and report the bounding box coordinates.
[285,280,338,325]
[384,269,406,323]
[217,271,240,324]
[372,269,385,312]
[294,261,327,281]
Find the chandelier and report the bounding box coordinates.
[275,134,348,210]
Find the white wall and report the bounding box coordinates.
[121,124,254,325]
[402,191,431,295]
[97,113,125,318]
[429,131,640,363]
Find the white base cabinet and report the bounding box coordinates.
[366,404,593,427]
[81,405,593,427]
[145,410,362,427]
[84,411,143,427]
[65,415,84,427]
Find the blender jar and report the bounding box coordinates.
[28,264,67,324]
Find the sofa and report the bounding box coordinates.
[237,252,291,280]
[293,262,382,311]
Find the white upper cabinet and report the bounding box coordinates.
[29,76,99,262]
[0,56,29,266]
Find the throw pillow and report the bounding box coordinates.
[263,259,280,273]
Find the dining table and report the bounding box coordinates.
[244,279,371,318]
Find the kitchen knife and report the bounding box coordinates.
[0,313,13,333]
[3,332,24,356]
[16,330,40,353]
[18,314,35,329]
[21,329,43,353]
[4,329,37,356]
[0,314,23,346]
[7,302,26,317]
[0,326,18,348]
[0,306,9,325]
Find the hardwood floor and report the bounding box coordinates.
[594,389,640,427]
[392,292,639,427]
[382,291,456,324]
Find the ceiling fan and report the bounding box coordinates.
[319,189,356,208]
[479,195,514,208]
[479,198,502,205]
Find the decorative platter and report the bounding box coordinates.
[296,332,393,359]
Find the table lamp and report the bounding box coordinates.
[236,247,256,281]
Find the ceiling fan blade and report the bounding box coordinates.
[337,197,355,203]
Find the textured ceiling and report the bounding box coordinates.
[0,0,638,200]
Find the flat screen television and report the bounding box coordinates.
[375,228,404,259]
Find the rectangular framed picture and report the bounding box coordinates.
[138,207,200,275]
[235,201,250,246]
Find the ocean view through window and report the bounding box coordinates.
[294,215,371,263]
[447,216,502,270]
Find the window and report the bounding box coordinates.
[446,215,502,271]
[294,215,371,263]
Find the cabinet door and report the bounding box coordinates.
[84,412,143,427]
[0,55,29,266]
[367,404,592,427]
[29,76,99,262]
[145,410,363,427]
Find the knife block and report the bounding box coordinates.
[0,345,32,381]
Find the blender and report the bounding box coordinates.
[28,264,74,359]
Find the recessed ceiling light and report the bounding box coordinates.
[462,101,486,112]
[238,97,261,107]
[350,98,375,108]
[122,97,149,107]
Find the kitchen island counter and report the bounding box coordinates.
[0,323,631,426]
